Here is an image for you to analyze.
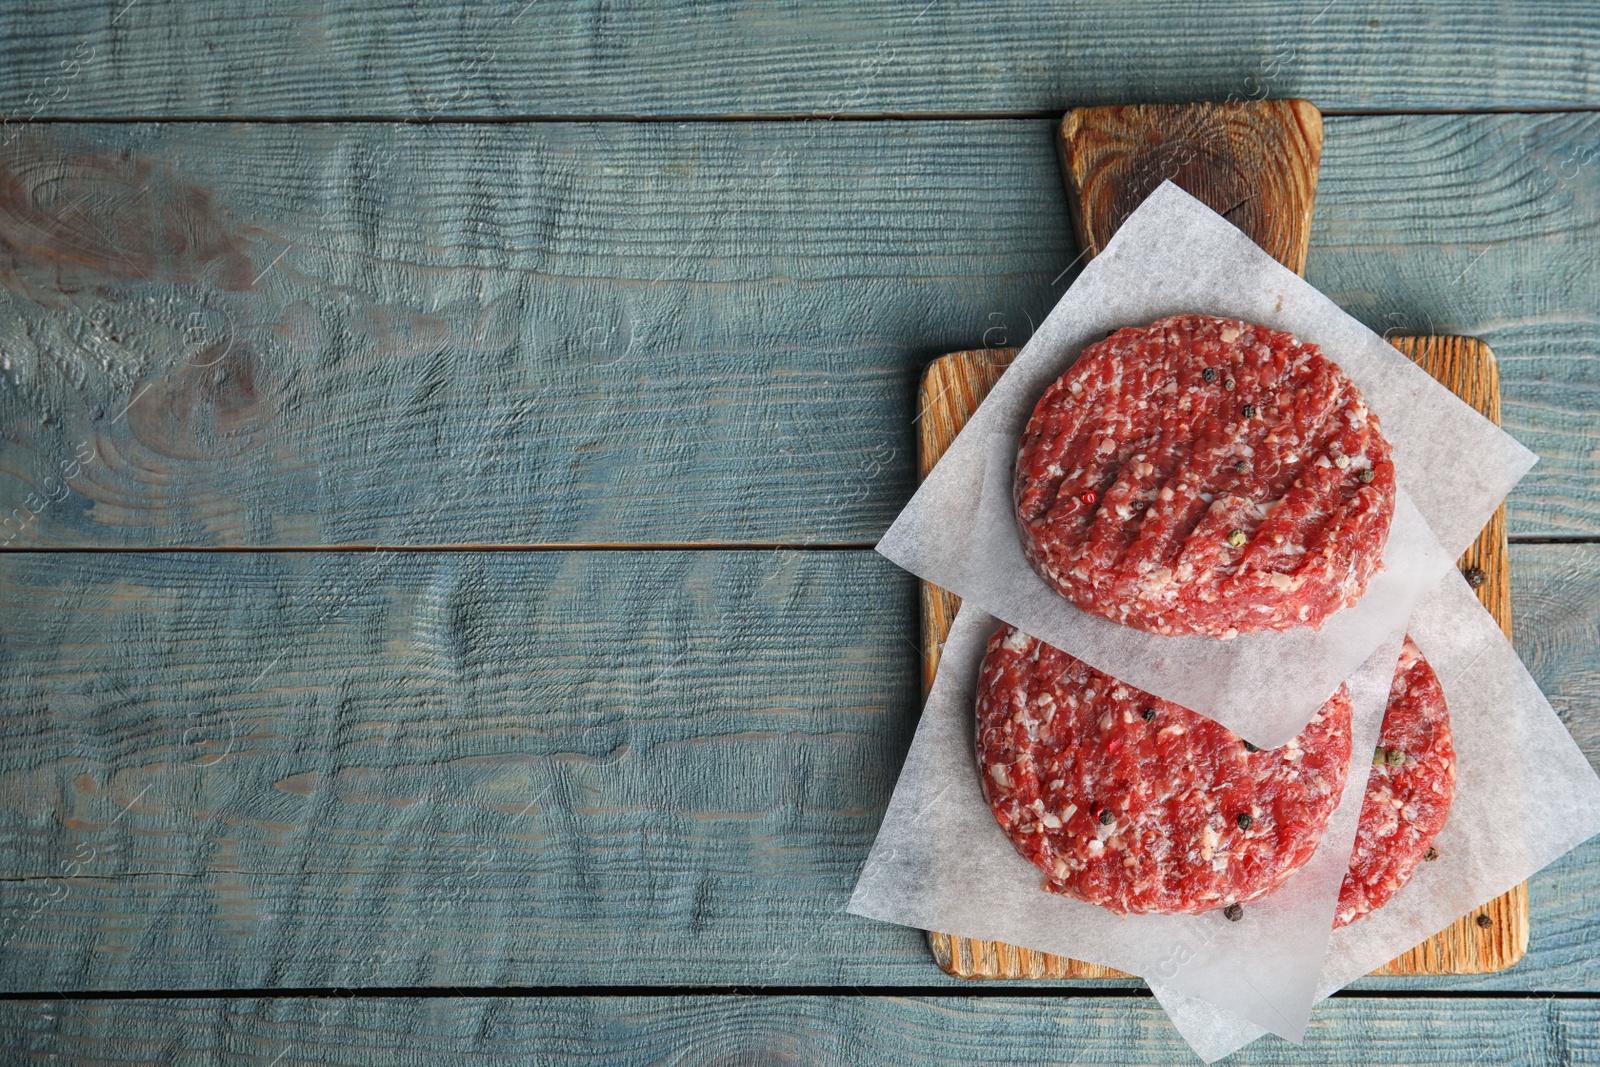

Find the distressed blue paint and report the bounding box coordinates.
[0,115,1597,546]
[0,995,1595,1064]
[0,546,1595,993]
[0,1,1597,117]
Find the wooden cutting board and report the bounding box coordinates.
[920,100,1527,980]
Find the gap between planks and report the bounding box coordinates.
[16,106,1600,124]
[0,542,879,554]
[0,538,1588,554]
[2,986,1596,1002]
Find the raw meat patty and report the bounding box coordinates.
[1014,314,1397,638]
[1335,636,1454,928]
[975,624,1352,914]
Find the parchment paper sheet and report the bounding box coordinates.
[877,181,1536,748]
[848,600,1405,1039]
[1149,570,1600,1061]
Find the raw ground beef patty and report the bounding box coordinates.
[1014,314,1397,638]
[1336,635,1455,928]
[976,624,1353,914]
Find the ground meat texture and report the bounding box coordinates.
[1014,314,1397,638]
[976,624,1353,914]
[1335,636,1454,928]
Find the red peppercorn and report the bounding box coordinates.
[1080,489,1097,505]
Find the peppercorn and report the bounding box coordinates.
[1226,529,1247,548]
[1142,707,1157,722]
[1476,914,1493,929]
[1464,566,1487,589]
[1232,459,1249,474]
[1236,813,1253,830]
[1424,846,1440,862]
[1081,489,1098,505]
[1387,748,1405,768]
[1373,746,1386,766]
[1223,903,1243,922]
[1099,808,1114,825]
[1223,377,1236,391]
[1243,740,1260,753]
[1242,404,1257,418]
[1202,366,1218,382]
[1358,468,1376,484]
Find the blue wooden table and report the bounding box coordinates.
[1,3,1598,1062]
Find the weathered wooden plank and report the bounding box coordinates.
[0,113,1599,546]
[0,119,1046,548]
[3,1,1600,117]
[0,549,927,990]
[0,995,1597,1064]
[0,545,1595,993]
[1507,544,1600,774]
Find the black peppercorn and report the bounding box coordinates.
[1236,813,1253,830]
[1424,846,1440,862]
[1202,366,1218,382]
[1476,914,1492,928]
[1099,808,1114,825]
[1464,566,1487,589]
[1232,459,1249,474]
[1242,404,1257,418]
[1142,707,1157,722]
[1223,903,1243,922]
[1243,740,1260,753]
[1223,377,1236,391]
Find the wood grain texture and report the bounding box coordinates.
[0,549,913,991]
[0,115,1598,545]
[1388,336,1510,642]
[1,995,1598,1065]
[0,547,1594,994]
[1504,544,1600,782]
[3,1,1600,117]
[927,925,1121,981]
[915,348,1018,698]
[1369,334,1526,977]
[0,120,1053,548]
[0,2,1592,1047]
[1059,99,1323,275]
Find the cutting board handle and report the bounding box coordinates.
[1058,98,1323,276]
